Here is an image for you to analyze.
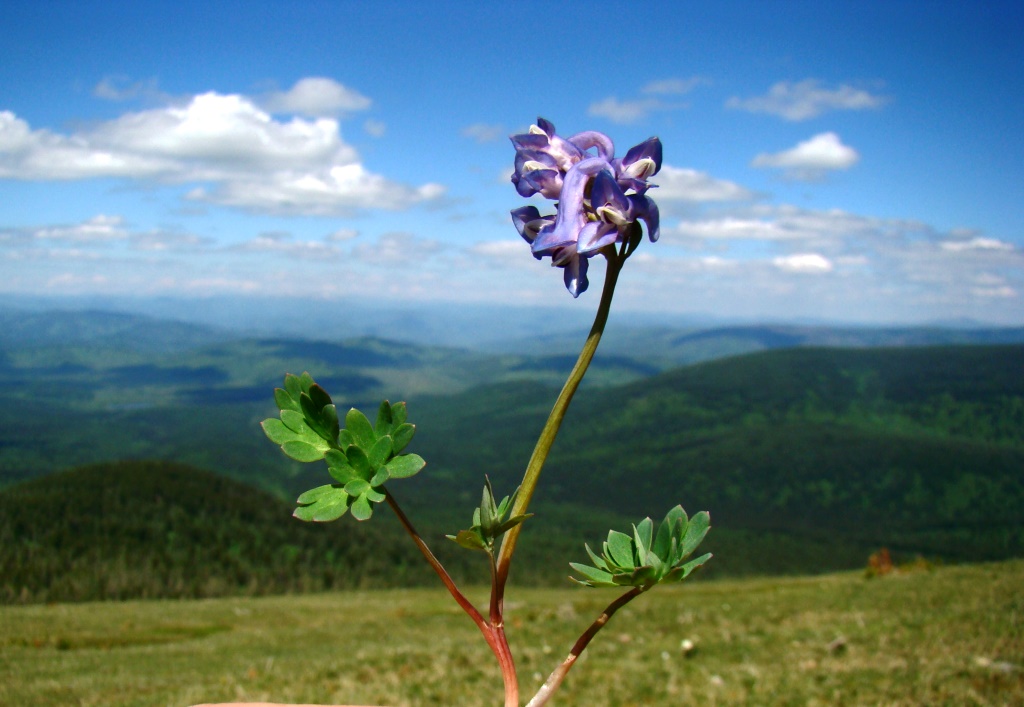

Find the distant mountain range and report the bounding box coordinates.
[1,303,1022,600]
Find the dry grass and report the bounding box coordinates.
[2,560,1022,706]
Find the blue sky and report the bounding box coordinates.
[1,0,1022,326]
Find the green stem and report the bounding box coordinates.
[495,249,625,595]
[526,586,645,707]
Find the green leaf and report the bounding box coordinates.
[495,513,532,536]
[665,552,713,583]
[680,511,711,559]
[621,565,658,587]
[480,478,498,533]
[280,409,308,434]
[300,393,331,441]
[346,445,373,479]
[294,484,349,523]
[634,518,654,558]
[337,429,355,450]
[384,453,425,479]
[605,530,635,570]
[448,529,488,551]
[282,440,327,462]
[261,418,293,445]
[367,435,393,470]
[345,408,376,449]
[653,510,675,560]
[344,478,371,497]
[284,373,303,401]
[364,487,386,503]
[325,449,358,484]
[374,400,394,437]
[585,543,609,571]
[320,404,340,444]
[391,423,416,454]
[273,387,299,412]
[369,466,390,487]
[350,493,374,521]
[569,563,617,588]
[307,383,332,411]
[391,401,407,427]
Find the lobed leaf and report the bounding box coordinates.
[294,484,349,523]
[385,453,425,479]
[282,440,328,462]
[391,423,415,454]
[345,408,376,449]
[680,511,711,559]
[350,494,374,521]
[569,563,617,587]
[605,530,636,570]
[374,400,394,437]
[448,529,488,551]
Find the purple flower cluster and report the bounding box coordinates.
[510,118,662,297]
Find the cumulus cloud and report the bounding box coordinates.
[93,76,167,103]
[588,97,662,124]
[0,214,210,254]
[773,253,833,273]
[350,232,443,266]
[32,214,129,243]
[363,119,386,137]
[671,204,919,246]
[727,80,886,121]
[261,77,371,117]
[589,77,705,124]
[752,132,860,180]
[461,123,506,143]
[940,236,1014,252]
[651,165,757,203]
[641,77,706,95]
[326,227,359,241]
[0,87,445,216]
[233,232,344,259]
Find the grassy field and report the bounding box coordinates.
[1,560,1022,706]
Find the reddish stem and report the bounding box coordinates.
[385,491,519,706]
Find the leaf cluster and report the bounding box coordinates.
[570,505,712,588]
[446,477,531,553]
[261,372,424,522]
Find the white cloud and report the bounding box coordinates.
[461,123,506,143]
[233,232,344,260]
[327,227,359,241]
[752,132,860,180]
[727,80,886,121]
[93,76,167,103]
[350,232,443,266]
[588,96,662,124]
[941,236,1014,252]
[261,77,371,117]
[0,214,211,255]
[0,89,445,216]
[33,214,129,242]
[773,253,833,273]
[363,119,386,137]
[651,165,756,203]
[641,77,705,95]
[675,217,784,241]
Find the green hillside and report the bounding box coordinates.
[2,341,1022,601]
[0,461,444,603]
[401,344,1024,568]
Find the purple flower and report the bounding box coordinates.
[510,118,662,297]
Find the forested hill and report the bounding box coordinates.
[0,461,439,603]
[400,344,1024,569]
[2,343,1022,603]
